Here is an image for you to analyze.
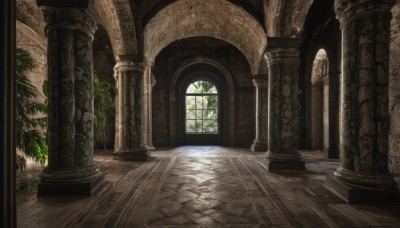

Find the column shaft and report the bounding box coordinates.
[324,0,399,203]
[113,57,149,161]
[38,6,105,195]
[266,46,305,170]
[251,75,268,151]
[143,66,155,150]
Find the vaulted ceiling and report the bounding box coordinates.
[137,0,265,27]
[16,0,316,72]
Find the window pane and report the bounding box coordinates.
[195,96,203,109]
[196,110,203,120]
[195,120,203,133]
[205,109,217,119]
[204,119,218,133]
[186,120,195,133]
[185,80,218,134]
[205,95,218,109]
[186,109,195,119]
[207,86,217,94]
[186,96,196,109]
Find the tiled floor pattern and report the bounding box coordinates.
[17,147,400,227]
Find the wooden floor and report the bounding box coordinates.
[18,147,400,227]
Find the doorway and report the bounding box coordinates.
[310,49,329,152]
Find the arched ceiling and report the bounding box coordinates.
[93,0,139,57]
[263,0,314,37]
[277,0,314,37]
[16,0,317,65]
[138,0,265,27]
[143,0,267,75]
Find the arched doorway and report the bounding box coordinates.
[184,80,219,145]
[171,61,234,146]
[310,49,329,152]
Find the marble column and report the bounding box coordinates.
[324,0,399,203]
[113,56,150,161]
[265,38,305,171]
[251,75,268,152]
[37,5,106,195]
[143,66,156,150]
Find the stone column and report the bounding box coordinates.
[37,4,105,195]
[250,74,268,151]
[113,56,150,161]
[324,0,399,203]
[265,37,305,171]
[143,66,156,150]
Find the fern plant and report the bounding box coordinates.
[16,48,48,170]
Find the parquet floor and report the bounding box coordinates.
[17,147,400,227]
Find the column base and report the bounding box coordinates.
[38,171,107,196]
[265,151,305,171]
[250,143,268,152]
[113,148,150,161]
[324,177,400,204]
[145,144,155,151]
[266,160,305,171]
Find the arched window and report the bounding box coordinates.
[185,80,218,134]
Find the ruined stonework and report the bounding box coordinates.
[113,57,149,161]
[37,6,105,195]
[16,21,47,104]
[389,2,400,176]
[333,0,397,189]
[266,48,301,158]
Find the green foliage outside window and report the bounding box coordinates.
[185,80,218,134]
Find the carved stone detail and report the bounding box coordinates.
[41,7,97,39]
[113,56,149,161]
[334,0,395,27]
[38,5,105,195]
[265,47,304,170]
[333,0,397,190]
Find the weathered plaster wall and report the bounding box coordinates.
[152,38,254,147]
[389,2,400,175]
[16,0,45,37]
[16,21,47,104]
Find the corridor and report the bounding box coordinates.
[18,147,400,227]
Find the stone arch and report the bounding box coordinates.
[93,0,139,56]
[275,0,314,37]
[144,0,267,75]
[311,49,329,84]
[168,56,236,146]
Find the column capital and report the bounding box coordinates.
[264,37,301,65]
[252,74,268,88]
[41,7,97,39]
[114,55,144,73]
[265,48,300,66]
[334,0,395,27]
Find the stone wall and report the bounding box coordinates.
[152,37,254,147]
[16,21,47,104]
[389,2,400,175]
